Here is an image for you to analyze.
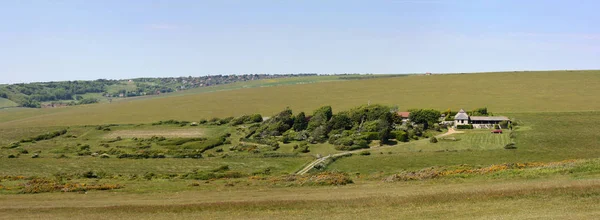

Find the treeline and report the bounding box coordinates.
[243,105,443,151]
[0,80,117,108]
[0,74,319,108]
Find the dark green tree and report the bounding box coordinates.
[408,109,441,129]
[292,112,308,131]
[307,106,333,131]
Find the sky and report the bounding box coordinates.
[1,0,599,84]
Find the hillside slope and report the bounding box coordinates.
[0,98,18,108]
[1,70,599,128]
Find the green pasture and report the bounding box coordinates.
[1,70,599,128]
[0,98,17,108]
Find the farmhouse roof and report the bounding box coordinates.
[397,112,410,118]
[470,116,510,121]
[454,109,469,120]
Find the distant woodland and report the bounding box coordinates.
[0,74,317,108]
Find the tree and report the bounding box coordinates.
[471,107,488,116]
[292,112,308,131]
[408,109,441,129]
[376,118,392,144]
[307,106,332,131]
[327,113,353,131]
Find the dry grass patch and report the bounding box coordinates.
[104,129,205,138]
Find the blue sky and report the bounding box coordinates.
[1,0,599,84]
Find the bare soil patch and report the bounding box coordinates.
[105,128,205,138]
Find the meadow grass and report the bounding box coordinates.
[1,70,599,128]
[0,98,17,108]
[1,71,599,218]
[1,176,599,219]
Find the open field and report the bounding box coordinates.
[1,70,599,128]
[1,71,600,218]
[1,173,599,219]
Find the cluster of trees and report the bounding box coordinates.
[1,74,319,108]
[243,105,442,151]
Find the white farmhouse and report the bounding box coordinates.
[453,109,510,129]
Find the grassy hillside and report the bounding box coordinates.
[0,98,17,108]
[1,70,598,128]
[1,71,599,219]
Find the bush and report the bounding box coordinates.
[359,151,371,156]
[294,142,310,153]
[456,125,473,129]
[360,132,380,141]
[20,129,68,143]
[393,131,409,142]
[504,143,517,149]
[429,137,438,143]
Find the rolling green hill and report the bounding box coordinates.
[0,98,18,108]
[1,70,598,128]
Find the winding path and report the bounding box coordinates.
[295,128,459,175]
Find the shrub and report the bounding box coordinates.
[456,125,473,129]
[393,131,409,142]
[79,144,90,151]
[271,171,353,186]
[430,137,438,143]
[219,117,234,125]
[6,142,20,149]
[294,142,310,153]
[360,132,380,141]
[504,143,517,149]
[212,165,230,172]
[171,152,203,159]
[359,151,371,156]
[80,171,99,179]
[20,129,68,143]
